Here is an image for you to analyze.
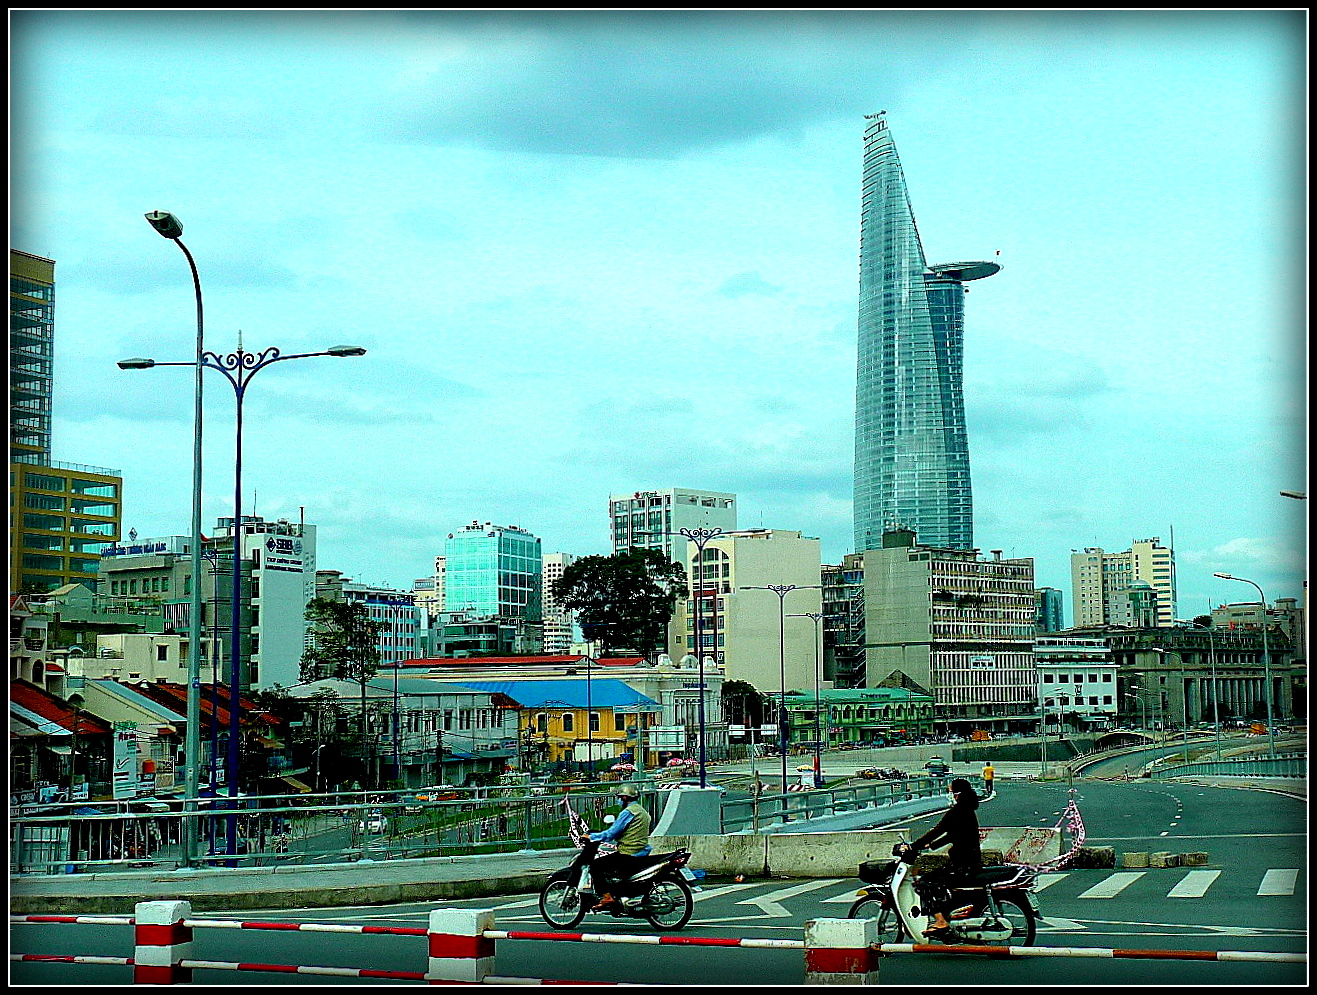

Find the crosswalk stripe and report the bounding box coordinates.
[1034,873,1068,891]
[1167,870,1220,898]
[1078,872,1144,899]
[1258,869,1298,896]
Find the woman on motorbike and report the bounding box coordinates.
[908,777,982,937]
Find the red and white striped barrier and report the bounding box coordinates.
[428,908,497,983]
[133,900,193,984]
[805,917,881,984]
[874,941,1307,963]
[485,929,802,949]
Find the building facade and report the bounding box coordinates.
[666,528,823,697]
[1034,636,1119,733]
[541,552,578,656]
[609,488,738,566]
[822,553,867,690]
[1071,538,1177,628]
[863,529,1037,729]
[853,114,999,554]
[10,249,55,462]
[316,571,422,668]
[444,522,543,623]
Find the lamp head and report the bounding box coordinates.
[1213,572,1234,580]
[326,345,366,358]
[117,357,156,370]
[145,210,184,239]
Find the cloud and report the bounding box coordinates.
[716,271,785,298]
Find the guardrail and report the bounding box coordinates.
[11,901,1304,986]
[1150,753,1307,780]
[720,774,953,833]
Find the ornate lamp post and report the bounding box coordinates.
[741,584,820,800]
[119,340,365,858]
[1213,572,1276,757]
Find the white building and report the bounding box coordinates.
[666,528,823,697]
[1071,538,1177,628]
[1034,636,1119,732]
[316,571,423,668]
[541,552,578,655]
[609,488,737,566]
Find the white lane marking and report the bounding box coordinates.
[736,879,845,917]
[1167,870,1221,898]
[1034,872,1068,891]
[1078,872,1145,899]
[1258,869,1299,896]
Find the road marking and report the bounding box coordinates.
[1258,869,1298,896]
[1078,872,1145,899]
[736,879,844,917]
[1167,870,1220,898]
[1034,873,1067,891]
[822,887,862,904]
[693,883,763,903]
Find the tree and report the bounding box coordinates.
[301,598,385,786]
[552,547,688,659]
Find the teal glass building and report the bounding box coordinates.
[854,114,998,552]
[444,521,543,622]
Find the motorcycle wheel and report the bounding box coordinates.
[643,877,694,931]
[992,895,1037,946]
[846,897,905,943]
[538,878,587,929]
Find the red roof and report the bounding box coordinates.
[9,680,112,735]
[399,654,647,669]
[125,680,282,733]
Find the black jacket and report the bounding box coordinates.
[913,798,982,868]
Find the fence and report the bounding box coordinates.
[1150,753,1307,780]
[11,901,1304,986]
[720,774,952,833]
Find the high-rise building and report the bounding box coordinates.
[1070,538,1177,628]
[853,114,998,553]
[315,571,422,668]
[863,528,1036,729]
[541,552,578,655]
[444,522,543,623]
[10,249,123,593]
[609,489,737,568]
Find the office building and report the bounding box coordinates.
[1071,538,1177,628]
[315,571,422,668]
[667,528,822,696]
[541,552,578,655]
[1034,636,1118,732]
[863,528,1037,730]
[609,488,737,567]
[1035,587,1065,633]
[853,114,998,553]
[10,250,123,593]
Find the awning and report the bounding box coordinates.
[279,775,313,793]
[45,743,72,755]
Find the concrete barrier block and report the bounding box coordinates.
[650,833,767,876]
[1122,851,1150,868]
[1149,852,1180,868]
[804,916,880,984]
[1071,846,1115,869]
[1181,851,1210,866]
[767,831,907,878]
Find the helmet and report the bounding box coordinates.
[617,783,640,799]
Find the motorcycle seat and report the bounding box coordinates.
[964,865,1027,886]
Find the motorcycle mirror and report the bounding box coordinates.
[603,814,616,825]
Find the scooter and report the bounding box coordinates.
[848,842,1041,946]
[538,802,698,931]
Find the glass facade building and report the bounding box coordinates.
[854,115,998,552]
[444,522,543,622]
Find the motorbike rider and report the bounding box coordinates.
[907,777,983,938]
[588,783,652,911]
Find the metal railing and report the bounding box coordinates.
[1150,753,1306,780]
[720,773,953,833]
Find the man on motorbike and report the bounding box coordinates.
[907,777,983,938]
[588,783,652,911]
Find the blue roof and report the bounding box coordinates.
[457,679,660,711]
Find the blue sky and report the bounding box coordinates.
[10,10,1307,620]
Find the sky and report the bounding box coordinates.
[10,10,1308,622]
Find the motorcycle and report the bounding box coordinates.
[848,842,1041,946]
[538,800,698,931]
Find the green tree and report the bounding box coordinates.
[301,598,385,786]
[552,547,688,658]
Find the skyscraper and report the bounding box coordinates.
[853,114,998,552]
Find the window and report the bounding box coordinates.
[157,645,169,662]
[562,713,574,732]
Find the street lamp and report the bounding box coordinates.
[788,612,825,787]
[1213,572,1276,757]
[1192,617,1224,761]
[741,583,821,800]
[142,210,205,866]
[120,339,365,858]
[636,527,723,788]
[1151,648,1190,766]
[67,692,85,803]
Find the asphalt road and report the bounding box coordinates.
[11,777,1305,986]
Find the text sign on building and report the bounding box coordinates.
[262,535,304,573]
[969,655,996,669]
[112,722,140,800]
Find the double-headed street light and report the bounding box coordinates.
[741,583,821,800]
[142,210,206,866]
[1151,648,1190,766]
[1213,572,1276,757]
[787,612,825,788]
[636,527,723,788]
[120,340,365,858]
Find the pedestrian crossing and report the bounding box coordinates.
[1037,869,1301,900]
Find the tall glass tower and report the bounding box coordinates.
[854,114,998,552]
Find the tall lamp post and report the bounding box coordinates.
[1213,572,1276,757]
[1151,648,1190,766]
[67,692,85,803]
[1193,616,1224,760]
[742,584,820,799]
[637,527,723,788]
[142,210,205,866]
[119,340,366,858]
[788,612,825,787]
